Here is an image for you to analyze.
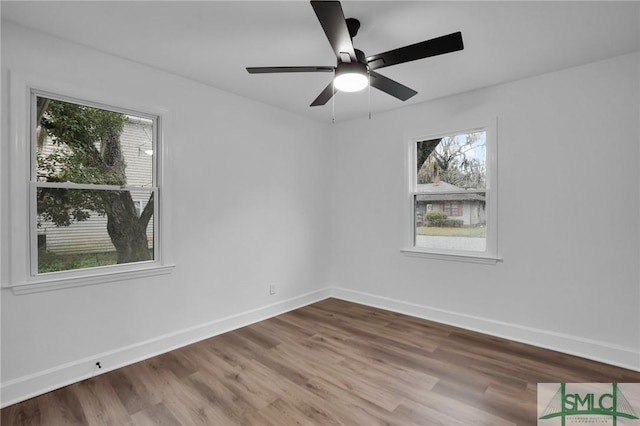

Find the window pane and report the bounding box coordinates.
[416,131,486,190]
[35,96,153,186]
[414,130,487,252]
[415,195,486,251]
[36,188,154,273]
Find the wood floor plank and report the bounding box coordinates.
[313,360,405,412]
[3,298,640,425]
[302,376,407,426]
[106,366,161,416]
[392,397,470,426]
[50,385,90,425]
[251,398,330,426]
[0,396,41,426]
[337,355,439,401]
[130,403,181,426]
[69,376,130,426]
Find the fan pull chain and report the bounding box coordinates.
[332,85,335,124]
[368,72,372,120]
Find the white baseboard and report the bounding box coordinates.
[329,287,640,372]
[0,288,331,408]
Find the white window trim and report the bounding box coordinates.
[4,69,175,294]
[401,117,501,264]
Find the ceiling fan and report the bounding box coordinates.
[246,1,464,107]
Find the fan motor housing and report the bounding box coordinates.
[336,61,367,76]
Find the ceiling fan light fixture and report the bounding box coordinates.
[334,62,368,92]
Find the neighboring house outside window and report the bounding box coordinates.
[415,181,485,225]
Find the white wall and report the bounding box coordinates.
[1,22,332,405]
[329,52,640,369]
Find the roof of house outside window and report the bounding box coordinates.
[416,181,486,202]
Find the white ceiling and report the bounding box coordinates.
[2,1,639,122]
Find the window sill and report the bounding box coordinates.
[401,248,502,264]
[4,264,175,295]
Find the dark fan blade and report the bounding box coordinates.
[311,1,357,62]
[310,81,337,107]
[366,32,463,71]
[246,66,334,74]
[369,71,417,101]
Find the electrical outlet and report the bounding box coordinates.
[269,284,276,295]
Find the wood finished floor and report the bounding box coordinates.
[2,298,640,425]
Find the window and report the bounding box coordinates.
[4,72,173,294]
[33,93,157,274]
[443,202,463,217]
[405,122,498,263]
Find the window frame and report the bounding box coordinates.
[4,70,174,294]
[402,119,500,264]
